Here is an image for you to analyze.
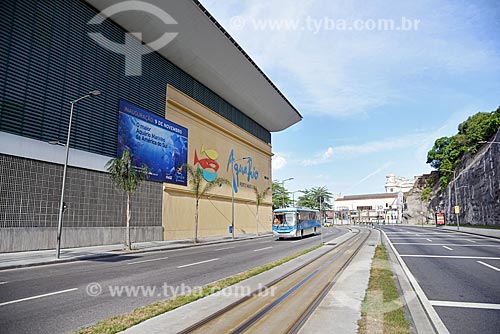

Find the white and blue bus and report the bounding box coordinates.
[272,207,321,240]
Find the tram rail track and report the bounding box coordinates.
[178,227,372,334]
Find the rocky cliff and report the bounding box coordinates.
[430,129,500,226]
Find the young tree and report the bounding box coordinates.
[272,180,291,209]
[183,163,230,243]
[106,149,148,251]
[252,186,271,236]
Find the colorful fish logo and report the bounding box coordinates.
[194,146,219,182]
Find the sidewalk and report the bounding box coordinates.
[0,233,271,270]
[439,225,500,239]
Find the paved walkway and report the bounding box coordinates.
[440,225,500,239]
[0,234,270,270]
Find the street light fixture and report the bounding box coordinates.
[280,177,294,208]
[231,156,250,240]
[53,90,101,259]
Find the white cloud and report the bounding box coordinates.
[201,0,500,119]
[272,154,287,170]
[301,132,428,166]
[347,161,394,191]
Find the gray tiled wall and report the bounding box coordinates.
[0,154,162,228]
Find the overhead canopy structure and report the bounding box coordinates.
[85,0,303,132]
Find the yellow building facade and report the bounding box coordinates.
[162,85,273,240]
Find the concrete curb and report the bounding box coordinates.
[438,226,500,240]
[0,234,272,271]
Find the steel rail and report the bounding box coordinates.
[178,228,371,334]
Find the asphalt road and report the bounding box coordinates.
[381,225,500,334]
[0,227,345,334]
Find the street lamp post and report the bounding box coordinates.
[231,156,249,240]
[291,190,304,207]
[54,90,101,259]
[280,178,294,208]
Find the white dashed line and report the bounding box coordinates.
[426,239,433,242]
[253,246,273,252]
[0,288,78,307]
[477,261,500,272]
[442,246,453,251]
[177,258,219,269]
[214,247,235,251]
[127,256,169,265]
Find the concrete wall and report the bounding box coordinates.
[1,154,164,251]
[0,227,163,252]
[162,86,273,240]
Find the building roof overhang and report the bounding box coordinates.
[84,0,302,132]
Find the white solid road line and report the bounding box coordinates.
[382,230,450,334]
[177,258,219,269]
[214,247,235,251]
[430,300,500,310]
[442,246,453,251]
[400,255,500,260]
[477,261,500,272]
[253,246,273,252]
[127,256,169,265]
[392,243,498,247]
[0,288,78,307]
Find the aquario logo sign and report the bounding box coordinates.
[226,149,259,193]
[194,147,219,182]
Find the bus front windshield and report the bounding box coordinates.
[274,212,296,227]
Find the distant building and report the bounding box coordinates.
[333,192,403,224]
[385,174,415,193]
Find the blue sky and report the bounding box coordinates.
[200,0,500,196]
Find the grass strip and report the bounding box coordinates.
[74,243,323,334]
[358,244,410,334]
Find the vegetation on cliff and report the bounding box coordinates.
[426,106,500,189]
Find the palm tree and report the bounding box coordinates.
[106,149,148,251]
[297,186,333,220]
[253,186,271,236]
[183,163,230,243]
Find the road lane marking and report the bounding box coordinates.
[381,230,450,334]
[442,246,453,251]
[214,247,235,251]
[177,258,219,269]
[127,256,169,265]
[392,243,498,247]
[426,239,433,242]
[400,255,500,260]
[0,282,8,285]
[465,239,476,243]
[430,300,500,310]
[253,246,273,252]
[0,288,78,307]
[477,261,500,272]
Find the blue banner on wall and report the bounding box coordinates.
[117,100,188,185]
